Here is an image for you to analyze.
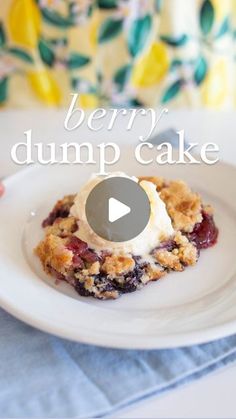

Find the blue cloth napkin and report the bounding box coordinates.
[1,308,236,418]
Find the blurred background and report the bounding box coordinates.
[0,0,235,110]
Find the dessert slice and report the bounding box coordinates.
[35,174,218,300]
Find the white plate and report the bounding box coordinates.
[1,148,236,349]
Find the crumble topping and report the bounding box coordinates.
[174,231,198,265]
[35,174,218,300]
[45,216,78,237]
[159,180,202,233]
[74,273,120,300]
[139,177,202,233]
[155,250,183,271]
[35,234,73,275]
[82,261,100,276]
[154,232,198,271]
[102,255,135,277]
[141,265,166,284]
[42,194,76,227]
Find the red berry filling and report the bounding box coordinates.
[82,250,99,263]
[188,211,218,249]
[67,236,88,253]
[67,236,99,267]
[72,255,85,269]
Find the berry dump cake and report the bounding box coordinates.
[35,174,218,300]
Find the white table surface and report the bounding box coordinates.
[1,109,236,419]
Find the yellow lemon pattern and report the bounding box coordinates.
[79,93,99,109]
[89,11,101,51]
[132,42,169,88]
[8,0,41,49]
[28,70,61,106]
[0,0,235,108]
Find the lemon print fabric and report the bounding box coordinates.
[8,0,41,49]
[78,93,98,109]
[132,42,169,88]
[27,70,61,105]
[0,0,235,109]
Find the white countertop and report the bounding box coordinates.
[1,109,236,419]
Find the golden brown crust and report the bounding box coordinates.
[54,194,76,211]
[82,261,100,276]
[45,217,78,237]
[35,174,215,300]
[159,180,202,233]
[174,232,198,265]
[154,232,198,271]
[101,255,135,278]
[139,177,202,233]
[35,234,73,274]
[155,250,183,271]
[141,265,166,284]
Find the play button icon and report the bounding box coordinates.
[108,198,131,223]
[85,176,151,242]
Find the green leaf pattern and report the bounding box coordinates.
[161,79,184,104]
[40,8,75,28]
[0,22,6,47]
[67,53,91,69]
[128,15,152,57]
[160,34,189,47]
[7,47,34,63]
[97,0,118,9]
[194,56,208,85]
[216,17,230,39]
[38,39,55,67]
[98,18,123,43]
[200,0,214,35]
[114,64,132,91]
[0,77,8,104]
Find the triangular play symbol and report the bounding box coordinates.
[108,197,131,223]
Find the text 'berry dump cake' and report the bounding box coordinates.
[35,173,218,300]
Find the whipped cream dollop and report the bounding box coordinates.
[70,172,174,255]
